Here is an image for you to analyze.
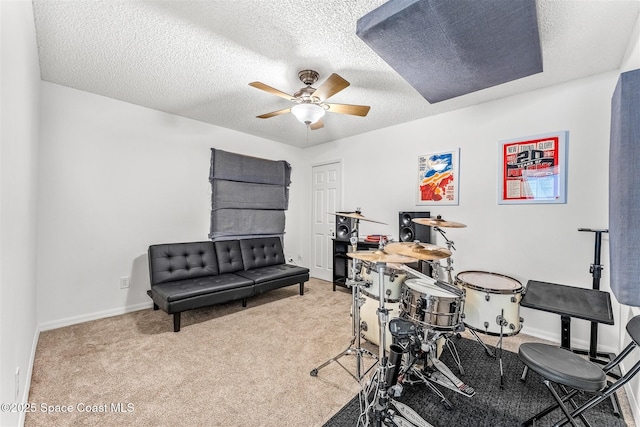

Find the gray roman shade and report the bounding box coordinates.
[609,69,640,307]
[209,149,291,241]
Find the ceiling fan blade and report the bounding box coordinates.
[310,119,324,130]
[312,73,350,101]
[256,108,291,119]
[325,103,371,117]
[249,82,294,101]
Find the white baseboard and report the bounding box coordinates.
[39,302,153,332]
[624,380,640,426]
[521,325,619,355]
[18,324,40,427]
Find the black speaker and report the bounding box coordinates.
[398,211,431,243]
[335,213,357,241]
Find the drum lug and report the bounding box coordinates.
[485,294,490,302]
[361,320,369,332]
[511,296,517,303]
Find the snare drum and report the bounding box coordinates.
[361,264,406,302]
[401,279,463,331]
[455,271,523,336]
[359,294,400,350]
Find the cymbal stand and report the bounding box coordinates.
[434,226,456,285]
[310,234,377,381]
[358,260,390,426]
[359,258,433,427]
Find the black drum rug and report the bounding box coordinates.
[323,337,626,427]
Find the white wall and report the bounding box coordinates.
[37,82,306,328]
[302,71,620,351]
[0,1,41,426]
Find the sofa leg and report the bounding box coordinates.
[300,282,304,296]
[242,298,247,308]
[153,303,159,311]
[173,313,181,332]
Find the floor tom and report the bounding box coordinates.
[455,270,523,336]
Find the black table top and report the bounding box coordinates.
[521,280,614,325]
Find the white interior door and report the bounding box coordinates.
[311,162,342,281]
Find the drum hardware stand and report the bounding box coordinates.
[393,329,475,411]
[433,226,456,285]
[310,236,377,381]
[575,228,622,416]
[468,309,514,389]
[468,329,496,358]
[443,333,465,375]
[358,254,431,427]
[575,228,617,367]
[395,263,467,376]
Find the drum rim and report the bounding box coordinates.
[403,279,462,299]
[361,289,401,303]
[455,270,522,294]
[405,278,463,297]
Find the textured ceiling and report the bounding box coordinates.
[32,0,640,148]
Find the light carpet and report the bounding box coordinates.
[25,278,636,426]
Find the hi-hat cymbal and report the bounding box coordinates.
[347,249,415,264]
[385,242,452,260]
[412,215,466,228]
[329,211,387,224]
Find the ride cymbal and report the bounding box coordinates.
[385,242,452,260]
[347,250,415,264]
[412,215,466,228]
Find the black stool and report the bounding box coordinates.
[519,314,640,427]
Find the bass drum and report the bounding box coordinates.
[359,294,400,351]
[455,270,523,336]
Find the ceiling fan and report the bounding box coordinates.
[249,70,371,130]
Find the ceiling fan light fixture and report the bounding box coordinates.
[291,103,325,125]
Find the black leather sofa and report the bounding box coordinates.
[147,237,309,331]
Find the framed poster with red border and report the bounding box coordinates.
[498,131,568,205]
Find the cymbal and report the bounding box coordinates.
[329,211,387,224]
[412,216,467,228]
[385,242,452,260]
[347,249,415,264]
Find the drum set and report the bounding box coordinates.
[311,213,525,427]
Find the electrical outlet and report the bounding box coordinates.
[15,367,19,400]
[119,276,130,289]
[297,254,303,262]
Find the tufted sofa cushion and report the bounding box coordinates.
[152,274,252,302]
[214,240,245,273]
[148,241,219,286]
[239,237,285,270]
